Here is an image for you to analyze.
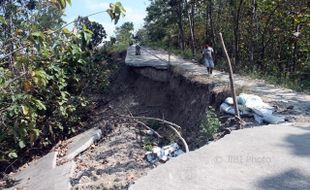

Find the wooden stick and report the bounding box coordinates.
[124,106,163,139]
[123,115,181,130]
[219,32,242,129]
[134,119,163,139]
[118,114,189,153]
[166,124,189,153]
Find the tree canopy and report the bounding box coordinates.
[75,16,107,48]
[113,21,135,49]
[0,0,125,167]
[140,0,310,91]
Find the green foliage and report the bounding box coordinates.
[107,2,126,24]
[51,0,72,9]
[200,106,221,140]
[0,0,125,165]
[108,22,134,51]
[0,27,92,161]
[143,137,153,151]
[75,16,107,48]
[142,0,310,92]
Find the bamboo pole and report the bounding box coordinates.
[219,32,242,129]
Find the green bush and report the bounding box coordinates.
[0,27,94,161]
[0,0,124,165]
[200,106,221,140]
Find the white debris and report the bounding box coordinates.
[145,143,184,164]
[220,93,285,124]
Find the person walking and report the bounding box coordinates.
[202,44,214,74]
[135,43,141,55]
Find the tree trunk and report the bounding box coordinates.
[259,4,280,70]
[205,3,208,40]
[177,0,185,50]
[185,0,196,54]
[249,0,257,67]
[208,0,216,59]
[4,0,15,74]
[233,0,244,67]
[177,21,185,51]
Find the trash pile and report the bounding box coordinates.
[145,143,184,164]
[220,93,285,124]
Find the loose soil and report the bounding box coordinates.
[69,64,251,189]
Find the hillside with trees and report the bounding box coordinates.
[139,0,309,91]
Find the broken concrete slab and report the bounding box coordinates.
[129,123,310,190]
[62,127,102,161]
[49,161,75,190]
[7,152,57,190]
[6,152,75,190]
[5,127,102,190]
[125,46,169,69]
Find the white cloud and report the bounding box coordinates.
[123,7,146,31]
[87,2,110,12]
[102,22,117,39]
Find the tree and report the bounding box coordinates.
[75,16,107,48]
[184,0,197,54]
[114,22,134,47]
[168,0,185,50]
[144,0,176,47]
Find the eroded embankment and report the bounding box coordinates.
[69,62,233,190]
[113,65,231,149]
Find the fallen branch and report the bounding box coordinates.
[0,47,24,61]
[118,114,188,153]
[1,72,27,90]
[134,119,163,139]
[121,115,181,130]
[123,106,163,139]
[166,124,189,153]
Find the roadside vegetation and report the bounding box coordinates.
[137,0,309,92]
[200,106,221,141]
[0,0,131,172]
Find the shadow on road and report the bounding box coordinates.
[284,126,310,157]
[256,169,310,190]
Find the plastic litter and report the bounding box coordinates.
[262,114,285,124]
[224,97,234,105]
[220,103,236,115]
[220,93,285,124]
[145,143,184,164]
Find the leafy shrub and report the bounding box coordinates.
[75,16,107,49]
[0,28,93,161]
[0,0,125,166]
[200,106,221,140]
[143,137,153,151]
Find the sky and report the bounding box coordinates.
[63,0,150,38]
